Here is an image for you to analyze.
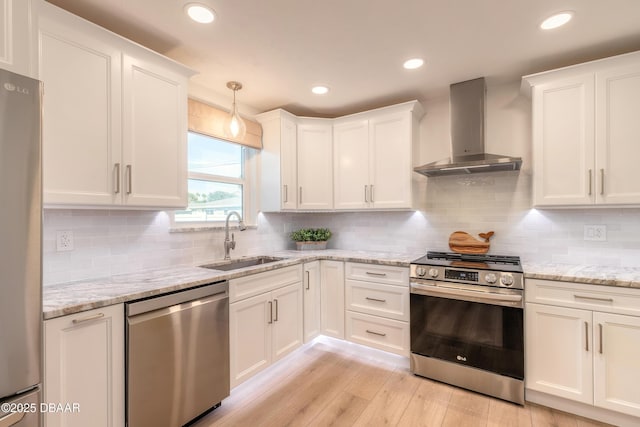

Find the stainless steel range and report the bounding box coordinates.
[409,251,525,404]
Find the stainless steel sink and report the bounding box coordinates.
[200,256,286,271]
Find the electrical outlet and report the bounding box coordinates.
[56,230,74,251]
[283,223,292,233]
[584,225,607,241]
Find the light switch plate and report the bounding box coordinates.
[584,225,606,241]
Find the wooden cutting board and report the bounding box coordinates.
[449,231,494,254]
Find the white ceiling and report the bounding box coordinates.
[46,0,640,117]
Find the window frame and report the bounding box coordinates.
[171,132,258,229]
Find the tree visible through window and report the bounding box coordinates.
[175,132,246,223]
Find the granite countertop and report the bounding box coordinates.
[43,249,421,320]
[523,262,640,289]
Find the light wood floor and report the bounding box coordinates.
[194,338,612,427]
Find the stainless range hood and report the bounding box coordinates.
[413,77,522,177]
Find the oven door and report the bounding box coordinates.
[410,280,524,380]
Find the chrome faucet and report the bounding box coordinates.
[224,211,247,259]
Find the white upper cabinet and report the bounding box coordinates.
[0,0,34,77]
[35,1,194,208]
[524,50,640,207]
[333,102,422,210]
[297,121,333,209]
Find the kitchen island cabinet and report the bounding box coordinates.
[524,50,640,207]
[44,304,124,427]
[36,0,194,208]
[526,278,640,424]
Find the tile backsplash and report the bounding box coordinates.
[43,172,640,285]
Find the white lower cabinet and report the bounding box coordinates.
[320,260,345,339]
[526,279,640,420]
[229,266,303,388]
[344,262,410,356]
[44,304,124,427]
[303,261,321,342]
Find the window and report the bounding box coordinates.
[174,132,255,224]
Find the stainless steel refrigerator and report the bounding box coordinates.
[0,69,42,426]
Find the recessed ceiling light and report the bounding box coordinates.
[311,86,330,95]
[403,58,424,70]
[185,3,215,24]
[540,11,573,30]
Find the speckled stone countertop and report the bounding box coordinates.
[43,250,421,320]
[523,262,640,289]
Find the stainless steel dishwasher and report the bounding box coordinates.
[126,281,229,427]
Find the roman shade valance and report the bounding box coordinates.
[187,98,262,149]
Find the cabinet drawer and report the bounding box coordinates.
[526,279,640,317]
[345,311,409,356]
[230,265,302,303]
[345,262,409,286]
[345,279,409,321]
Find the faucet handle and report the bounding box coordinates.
[231,232,235,241]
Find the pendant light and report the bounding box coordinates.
[223,81,247,140]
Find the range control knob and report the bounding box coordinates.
[416,267,427,277]
[485,273,497,284]
[500,273,514,287]
[428,268,439,278]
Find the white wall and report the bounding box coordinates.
[42,80,640,285]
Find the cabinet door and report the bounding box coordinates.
[525,303,593,404]
[272,282,303,362]
[369,112,413,208]
[229,292,272,388]
[593,312,640,417]
[280,115,298,209]
[44,304,124,427]
[297,123,333,209]
[122,53,187,208]
[0,0,33,76]
[532,75,595,206]
[333,120,370,209]
[596,64,640,205]
[320,260,345,339]
[303,261,321,342]
[38,5,122,205]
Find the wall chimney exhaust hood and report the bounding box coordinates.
[413,77,522,177]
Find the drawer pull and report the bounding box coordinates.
[268,301,273,324]
[366,329,386,337]
[365,297,387,303]
[72,312,104,324]
[574,295,614,303]
[274,299,279,322]
[366,272,387,277]
[306,270,310,290]
[584,321,589,352]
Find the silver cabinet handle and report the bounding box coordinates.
[574,295,614,303]
[283,184,288,203]
[268,301,273,324]
[0,411,25,427]
[588,169,592,196]
[364,185,368,203]
[365,297,386,303]
[366,329,386,337]
[126,164,132,194]
[599,323,603,354]
[299,187,302,204]
[585,321,589,352]
[600,169,605,195]
[274,299,279,322]
[370,184,374,203]
[114,163,121,194]
[306,270,310,290]
[72,312,104,324]
[366,271,387,277]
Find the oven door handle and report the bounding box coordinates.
[410,282,523,307]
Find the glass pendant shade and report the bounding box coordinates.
[223,81,247,140]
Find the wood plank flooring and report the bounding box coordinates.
[193,338,612,427]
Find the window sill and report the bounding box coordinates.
[169,224,257,233]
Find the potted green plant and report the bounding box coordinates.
[290,228,332,250]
